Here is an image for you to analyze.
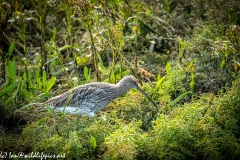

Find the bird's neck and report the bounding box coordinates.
[112,82,130,99]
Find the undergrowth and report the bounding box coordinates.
[1,74,238,159]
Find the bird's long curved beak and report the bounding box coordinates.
[136,86,158,111]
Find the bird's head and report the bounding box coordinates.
[118,75,158,111]
[118,75,140,89]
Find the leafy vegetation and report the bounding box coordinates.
[0,0,239,159]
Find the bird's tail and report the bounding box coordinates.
[13,103,44,114]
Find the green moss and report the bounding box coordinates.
[102,121,143,160]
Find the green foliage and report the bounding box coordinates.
[190,72,195,92]
[84,66,91,83]
[19,78,240,159]
[181,23,239,93]
[8,61,16,83]
[138,79,240,159]
[103,121,142,160]
[91,136,97,150]
[46,77,56,93]
[156,62,187,106]
[8,42,14,57]
[169,91,192,106]
[0,81,17,99]
[46,41,74,85]
[0,45,57,115]
[163,0,170,13]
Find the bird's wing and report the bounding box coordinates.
[68,85,108,108]
[44,84,110,111]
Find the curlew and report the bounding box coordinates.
[37,75,158,117]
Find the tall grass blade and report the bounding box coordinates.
[170,91,192,106]
[0,82,17,98]
[46,105,60,120]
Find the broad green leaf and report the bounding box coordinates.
[46,77,56,93]
[84,66,90,83]
[109,71,115,83]
[23,89,31,99]
[8,42,15,57]
[84,66,89,80]
[8,60,16,82]
[91,136,97,150]
[37,78,42,89]
[23,72,27,82]
[0,82,17,98]
[155,75,165,91]
[170,91,192,106]
[97,53,106,71]
[220,59,226,68]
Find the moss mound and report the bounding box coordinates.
[17,75,240,159]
